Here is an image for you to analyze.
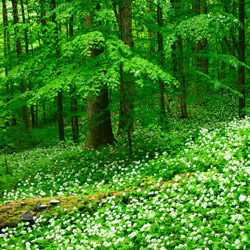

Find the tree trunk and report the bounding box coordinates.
[194,0,202,105]
[148,0,155,53]
[85,8,116,148]
[177,35,188,118]
[117,0,135,137]
[2,0,10,77]
[238,0,246,118]
[20,0,29,54]
[67,6,79,142]
[172,0,188,118]
[57,91,65,141]
[51,0,65,141]
[200,0,208,76]
[11,0,32,132]
[157,4,167,124]
[30,105,36,125]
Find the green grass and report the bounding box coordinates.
[1,92,250,249]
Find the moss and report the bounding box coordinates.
[0,172,193,230]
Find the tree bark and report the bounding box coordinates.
[194,0,202,105]
[200,0,208,76]
[177,35,188,118]
[117,0,135,137]
[238,0,246,118]
[20,0,29,54]
[157,4,167,124]
[51,0,65,141]
[11,0,32,132]
[85,8,116,148]
[67,5,79,142]
[172,0,188,118]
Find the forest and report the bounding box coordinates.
[1,0,250,249]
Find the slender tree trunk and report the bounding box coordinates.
[172,0,188,118]
[200,0,208,76]
[20,0,29,54]
[221,1,229,80]
[148,0,155,53]
[36,101,38,125]
[238,0,246,118]
[67,7,79,142]
[157,4,167,124]
[117,0,135,138]
[51,0,65,141]
[177,35,188,118]
[194,0,202,105]
[2,0,9,77]
[30,105,36,125]
[43,102,46,124]
[85,7,116,148]
[12,0,32,132]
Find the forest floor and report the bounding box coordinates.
[1,92,250,249]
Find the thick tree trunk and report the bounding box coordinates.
[117,0,134,137]
[85,10,116,148]
[238,0,246,118]
[157,4,167,124]
[12,0,32,132]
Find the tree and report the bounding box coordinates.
[157,3,167,124]
[67,1,79,142]
[175,0,188,118]
[85,5,116,148]
[11,0,32,132]
[193,0,202,105]
[238,0,246,118]
[116,0,135,139]
[51,0,65,141]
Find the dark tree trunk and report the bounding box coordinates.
[157,4,167,124]
[67,7,79,142]
[36,101,38,125]
[20,0,29,54]
[51,0,65,141]
[43,102,46,125]
[200,0,208,76]
[194,0,202,105]
[2,0,10,77]
[172,0,188,118]
[238,0,246,118]
[85,9,116,148]
[12,0,32,132]
[117,0,134,137]
[57,91,65,141]
[148,0,155,53]
[71,93,79,142]
[177,35,188,118]
[30,105,36,125]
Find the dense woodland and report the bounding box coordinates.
[0,0,248,149]
[1,0,250,249]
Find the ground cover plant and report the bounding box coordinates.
[1,0,250,248]
[1,93,250,249]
